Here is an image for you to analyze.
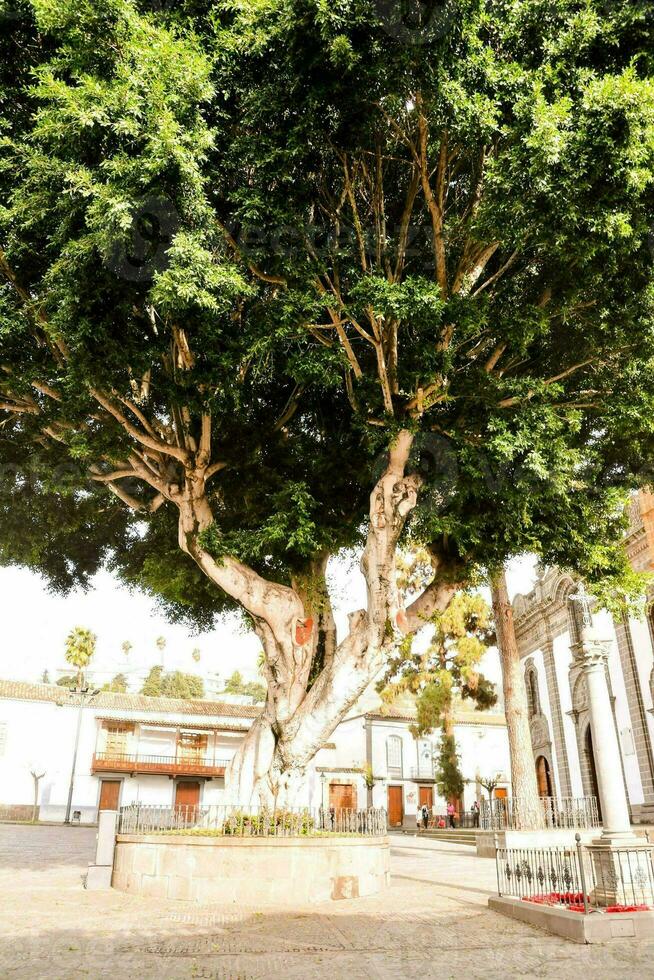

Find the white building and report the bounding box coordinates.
[0,681,258,823]
[312,703,510,827]
[512,491,654,825]
[0,678,510,828]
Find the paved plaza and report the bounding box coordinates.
[2,826,654,978]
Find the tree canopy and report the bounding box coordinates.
[1,0,653,616]
[101,672,128,693]
[1,0,654,798]
[223,669,267,703]
[140,665,204,699]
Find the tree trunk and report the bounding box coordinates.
[490,567,543,829]
[180,430,459,807]
[31,773,42,823]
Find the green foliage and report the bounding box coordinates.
[140,664,205,699]
[0,0,653,646]
[56,674,78,690]
[589,564,654,620]
[101,673,128,693]
[221,808,316,836]
[63,627,96,685]
[140,665,164,697]
[223,669,267,703]
[380,582,497,738]
[435,732,465,803]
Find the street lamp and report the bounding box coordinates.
[64,684,99,825]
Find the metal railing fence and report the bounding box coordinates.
[482,795,600,831]
[410,767,436,780]
[118,804,387,837]
[495,834,654,912]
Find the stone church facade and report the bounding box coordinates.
[512,490,654,825]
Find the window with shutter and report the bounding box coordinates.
[386,735,403,775]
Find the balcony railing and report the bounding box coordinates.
[410,766,436,781]
[92,751,230,777]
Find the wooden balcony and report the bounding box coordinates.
[92,751,229,777]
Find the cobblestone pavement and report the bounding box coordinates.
[2,825,654,979]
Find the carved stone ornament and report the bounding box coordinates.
[529,714,551,749]
[572,673,589,713]
[573,636,611,671]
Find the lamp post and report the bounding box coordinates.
[64,683,98,825]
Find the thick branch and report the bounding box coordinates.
[90,388,190,463]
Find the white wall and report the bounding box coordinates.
[628,613,654,754]
[593,609,645,807]
[457,723,511,808]
[0,698,81,814]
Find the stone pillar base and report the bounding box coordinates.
[85,865,113,890]
[585,839,654,908]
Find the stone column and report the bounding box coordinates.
[574,629,633,840]
[574,626,654,907]
[86,809,118,890]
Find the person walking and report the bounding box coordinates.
[421,804,429,830]
[447,800,455,829]
[416,806,422,832]
[471,800,480,828]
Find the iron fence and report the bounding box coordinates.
[495,834,654,913]
[482,795,600,831]
[118,804,387,837]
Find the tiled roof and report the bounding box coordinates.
[362,703,507,727]
[0,679,260,719]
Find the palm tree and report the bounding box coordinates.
[64,627,97,691]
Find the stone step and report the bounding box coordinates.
[393,829,477,845]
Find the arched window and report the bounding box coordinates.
[386,735,403,776]
[525,666,540,717]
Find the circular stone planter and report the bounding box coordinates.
[112,833,390,905]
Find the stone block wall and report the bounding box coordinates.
[113,833,390,905]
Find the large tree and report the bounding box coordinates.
[1,0,653,803]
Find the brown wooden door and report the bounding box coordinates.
[329,783,356,812]
[387,785,403,827]
[418,786,433,809]
[175,780,201,809]
[98,779,121,811]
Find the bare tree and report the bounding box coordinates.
[29,768,46,823]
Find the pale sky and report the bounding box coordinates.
[0,553,537,695]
